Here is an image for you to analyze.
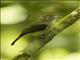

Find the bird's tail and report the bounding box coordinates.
[11,33,23,46]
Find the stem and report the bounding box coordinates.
[12,7,80,60]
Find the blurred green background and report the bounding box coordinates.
[1,1,80,60]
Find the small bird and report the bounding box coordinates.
[11,15,56,46]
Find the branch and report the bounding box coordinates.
[12,7,80,60]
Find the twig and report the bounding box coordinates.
[12,7,80,60]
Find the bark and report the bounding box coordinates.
[12,7,80,60]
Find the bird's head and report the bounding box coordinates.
[40,15,55,22]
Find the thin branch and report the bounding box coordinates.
[12,7,80,60]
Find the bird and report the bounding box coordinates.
[11,15,57,46]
